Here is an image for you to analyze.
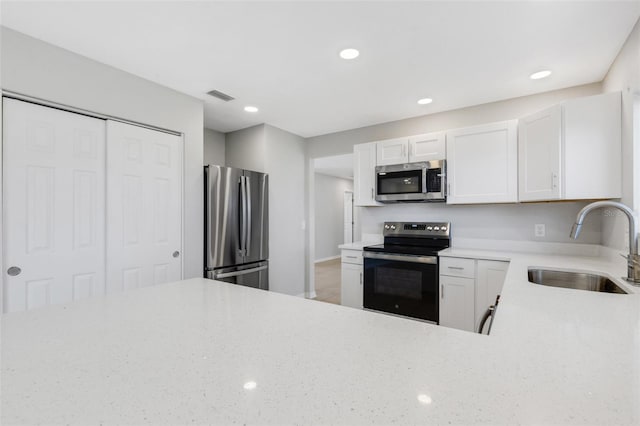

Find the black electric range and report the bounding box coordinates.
[363,222,450,322]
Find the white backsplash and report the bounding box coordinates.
[358,201,602,245]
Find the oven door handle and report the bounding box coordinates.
[363,252,437,264]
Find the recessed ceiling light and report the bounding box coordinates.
[339,48,359,60]
[243,381,257,390]
[244,106,259,113]
[417,394,432,405]
[417,98,433,105]
[530,70,552,80]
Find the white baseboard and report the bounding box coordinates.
[314,255,340,263]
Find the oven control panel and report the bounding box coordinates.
[383,222,450,237]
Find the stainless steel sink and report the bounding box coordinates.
[528,269,628,294]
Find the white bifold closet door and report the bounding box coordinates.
[3,98,106,312]
[3,99,183,313]
[105,120,182,293]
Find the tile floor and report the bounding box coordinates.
[313,258,341,305]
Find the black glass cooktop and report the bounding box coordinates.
[363,243,447,256]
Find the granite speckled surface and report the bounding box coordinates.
[2,249,640,425]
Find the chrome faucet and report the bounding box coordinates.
[569,200,640,284]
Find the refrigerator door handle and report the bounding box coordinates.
[246,176,252,257]
[213,265,268,279]
[239,176,248,256]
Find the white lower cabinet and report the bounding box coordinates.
[439,256,509,332]
[341,249,363,309]
[439,275,475,331]
[475,260,509,332]
[341,263,363,309]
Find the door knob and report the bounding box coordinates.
[7,266,21,276]
[172,251,180,258]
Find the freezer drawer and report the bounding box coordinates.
[207,261,269,290]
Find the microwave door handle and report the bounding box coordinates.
[422,167,428,194]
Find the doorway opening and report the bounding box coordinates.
[309,153,356,305]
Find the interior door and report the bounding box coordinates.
[106,120,182,293]
[3,98,106,312]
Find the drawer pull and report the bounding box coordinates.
[345,256,358,259]
[447,266,464,270]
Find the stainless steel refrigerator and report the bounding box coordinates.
[204,165,269,290]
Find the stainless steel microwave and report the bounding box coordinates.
[375,160,446,202]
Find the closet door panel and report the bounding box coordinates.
[106,121,182,293]
[3,98,106,312]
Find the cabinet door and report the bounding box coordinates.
[446,120,518,204]
[376,137,408,166]
[3,99,106,312]
[353,142,381,206]
[475,260,509,332]
[439,275,475,331]
[409,132,446,162]
[563,92,621,200]
[106,121,183,293]
[518,105,561,201]
[341,262,363,309]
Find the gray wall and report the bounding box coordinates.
[204,128,225,166]
[225,124,267,172]
[226,124,307,296]
[314,174,353,261]
[1,27,205,279]
[306,83,606,246]
[601,18,640,251]
[264,125,306,295]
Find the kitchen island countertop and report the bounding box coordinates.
[2,248,640,425]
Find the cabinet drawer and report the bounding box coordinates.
[439,257,475,278]
[341,249,363,265]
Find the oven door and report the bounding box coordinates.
[363,252,439,322]
[375,163,426,202]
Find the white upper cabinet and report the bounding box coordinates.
[446,120,518,204]
[376,137,408,165]
[376,132,446,166]
[518,105,562,201]
[519,92,621,202]
[408,132,446,162]
[354,142,381,206]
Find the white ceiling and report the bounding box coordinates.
[2,1,639,138]
[314,154,353,180]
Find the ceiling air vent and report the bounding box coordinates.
[206,90,235,102]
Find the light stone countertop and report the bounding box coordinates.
[337,241,374,250]
[2,249,640,425]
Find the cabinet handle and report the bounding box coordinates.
[441,284,444,299]
[447,266,464,270]
[551,173,558,189]
[371,187,374,199]
[345,256,357,259]
[360,272,363,285]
